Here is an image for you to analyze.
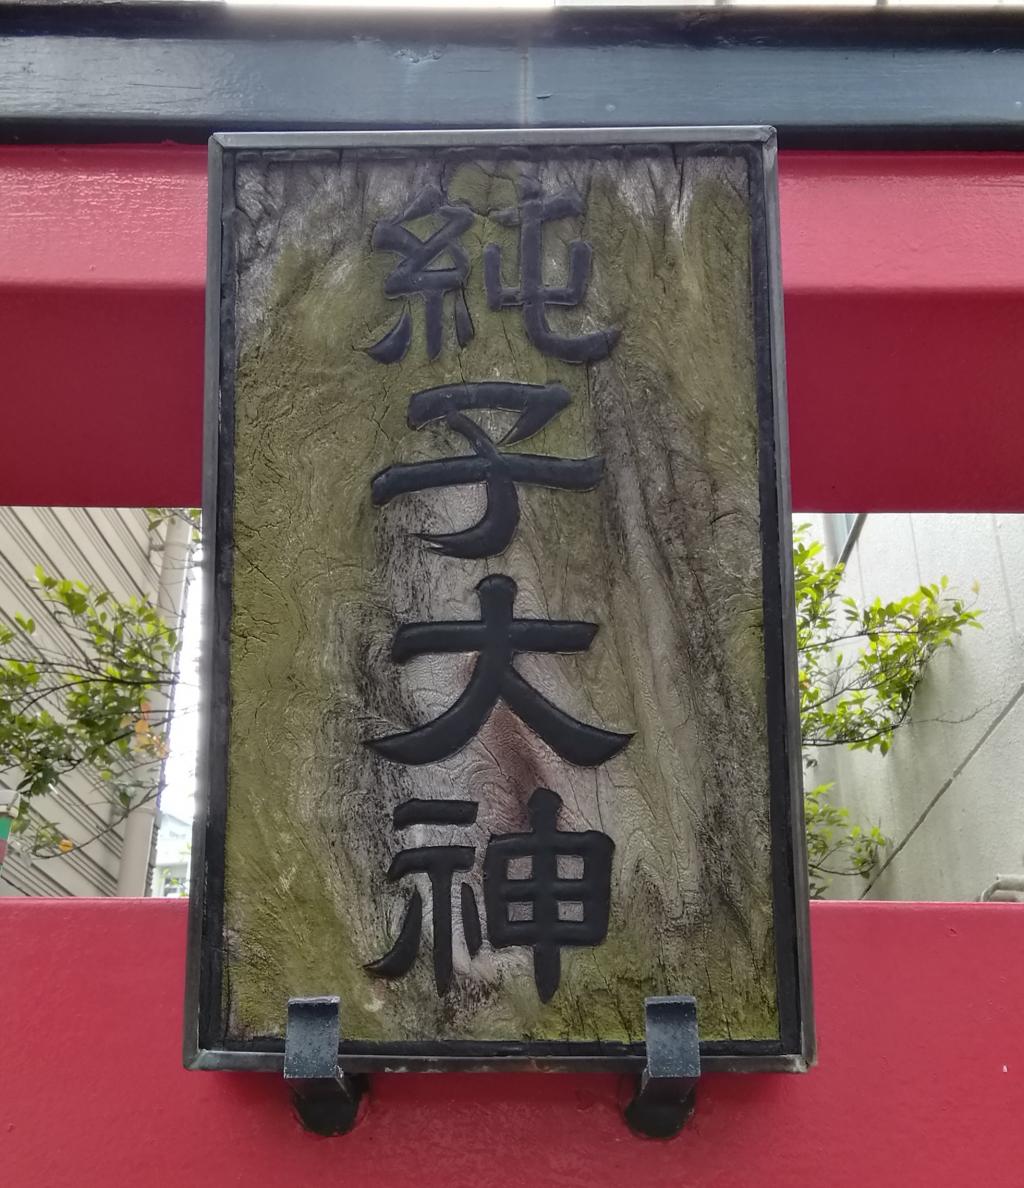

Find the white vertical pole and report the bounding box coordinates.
[116,513,191,897]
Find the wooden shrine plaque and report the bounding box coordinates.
[187,129,811,1073]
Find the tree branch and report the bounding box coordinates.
[32,785,161,860]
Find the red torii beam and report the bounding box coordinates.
[7,898,1023,1187]
[2,146,1023,511]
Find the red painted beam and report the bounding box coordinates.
[781,153,1024,513]
[3,146,1023,510]
[0,147,206,509]
[5,898,1023,1187]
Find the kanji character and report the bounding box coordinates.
[483,787,614,1002]
[371,381,603,558]
[364,798,482,996]
[365,574,633,767]
[368,184,474,363]
[483,174,618,363]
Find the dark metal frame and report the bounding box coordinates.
[2,5,1024,148]
[185,126,812,1076]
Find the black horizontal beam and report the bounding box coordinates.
[3,5,1024,147]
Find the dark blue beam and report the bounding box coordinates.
[1,5,1024,146]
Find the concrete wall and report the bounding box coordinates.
[804,512,1024,901]
[0,507,189,898]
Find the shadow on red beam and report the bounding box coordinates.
[0,284,205,507]
[786,289,1024,512]
[3,146,1024,511]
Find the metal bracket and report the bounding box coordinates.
[283,997,366,1136]
[624,995,701,1139]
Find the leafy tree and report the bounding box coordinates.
[795,525,981,897]
[0,532,193,865]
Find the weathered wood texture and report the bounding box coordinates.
[221,146,778,1047]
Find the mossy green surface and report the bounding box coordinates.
[222,149,780,1046]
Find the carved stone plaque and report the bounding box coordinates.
[187,130,811,1073]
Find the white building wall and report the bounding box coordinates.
[149,810,192,899]
[805,512,1024,902]
[0,507,189,898]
